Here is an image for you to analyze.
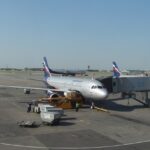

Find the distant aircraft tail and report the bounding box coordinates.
[43,57,51,78]
[112,61,121,78]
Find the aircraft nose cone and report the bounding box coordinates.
[100,89,108,99]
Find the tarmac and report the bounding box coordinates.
[0,71,150,150]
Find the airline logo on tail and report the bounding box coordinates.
[112,61,121,78]
[43,57,51,78]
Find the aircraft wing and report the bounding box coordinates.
[0,85,67,92]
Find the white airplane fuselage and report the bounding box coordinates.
[45,76,108,100]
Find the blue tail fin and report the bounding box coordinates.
[43,57,51,78]
[112,61,121,78]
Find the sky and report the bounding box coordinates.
[0,0,150,70]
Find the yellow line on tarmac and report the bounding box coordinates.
[94,106,109,113]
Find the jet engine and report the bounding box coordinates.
[47,90,59,99]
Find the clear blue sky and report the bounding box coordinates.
[0,0,150,70]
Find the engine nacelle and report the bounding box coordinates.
[47,90,59,99]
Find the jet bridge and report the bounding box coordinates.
[97,76,150,107]
[112,77,150,93]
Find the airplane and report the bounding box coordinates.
[43,57,86,76]
[112,61,145,78]
[0,58,108,101]
[42,57,108,100]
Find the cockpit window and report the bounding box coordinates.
[91,85,103,89]
[98,86,103,89]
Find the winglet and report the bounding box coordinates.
[112,61,121,78]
